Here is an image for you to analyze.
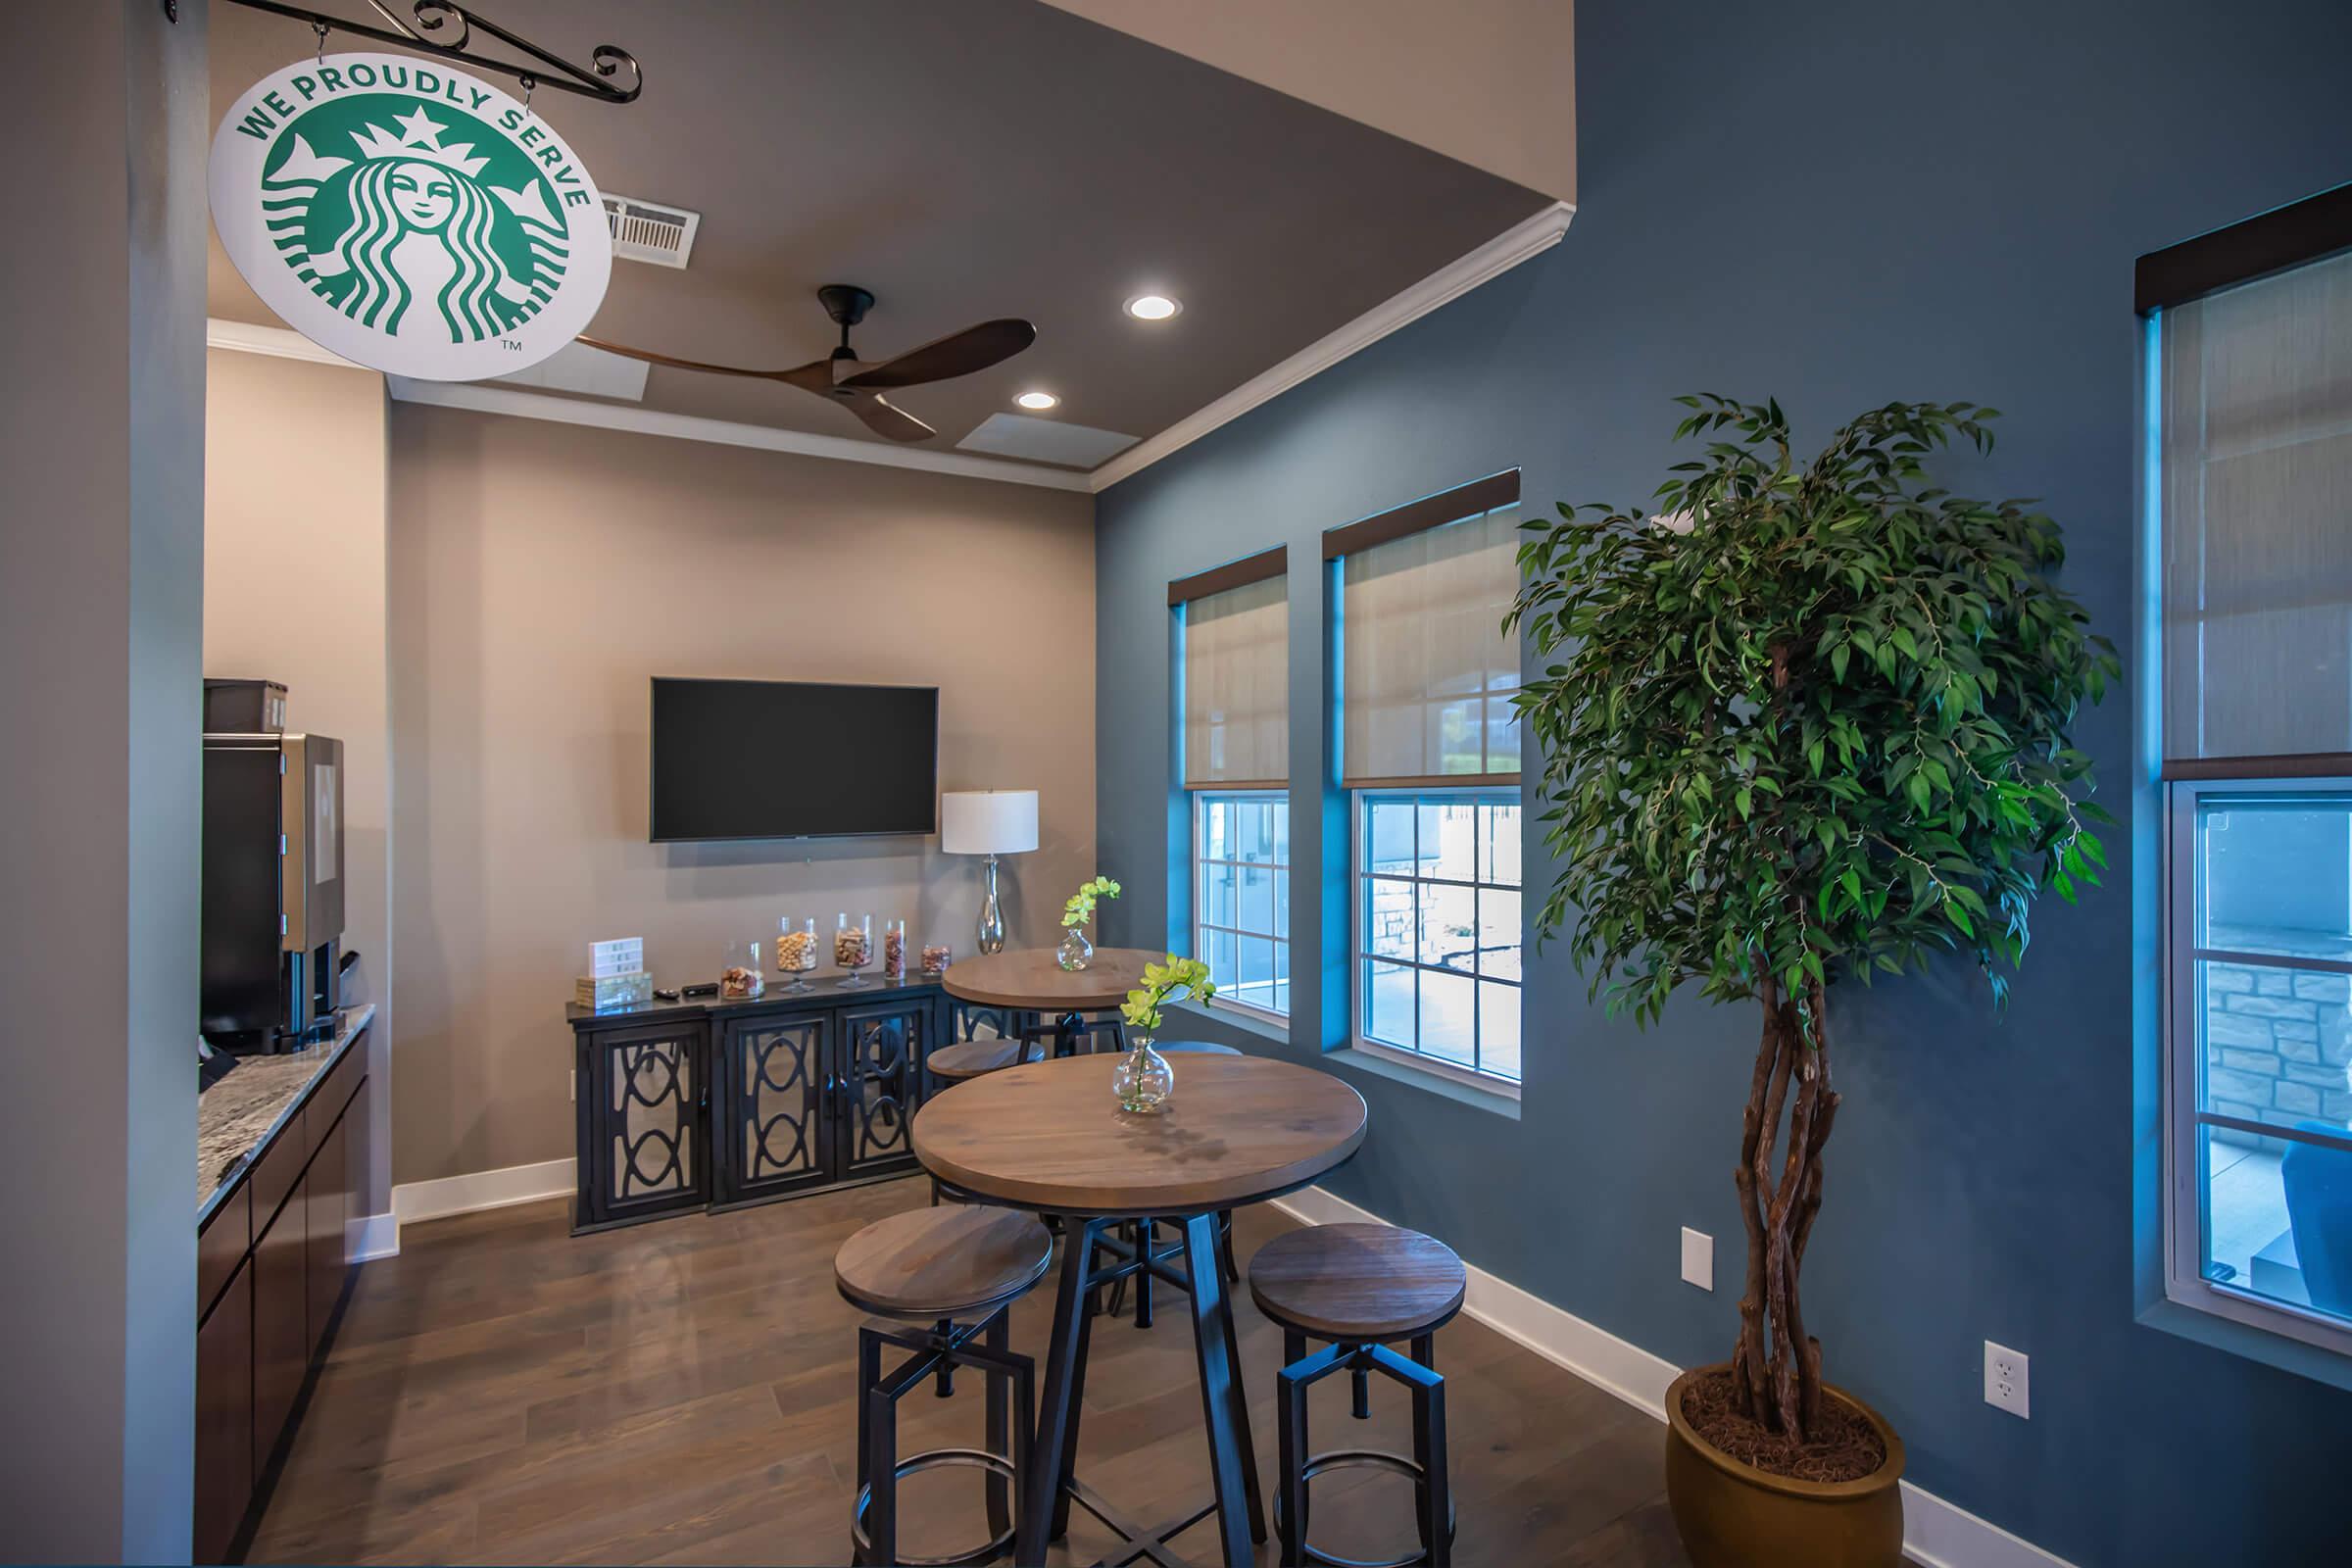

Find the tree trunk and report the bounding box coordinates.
[1729,978,1840,1441]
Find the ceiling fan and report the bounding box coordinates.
[578,285,1035,443]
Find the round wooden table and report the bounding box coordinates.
[939,946,1161,1062]
[913,1054,1368,1568]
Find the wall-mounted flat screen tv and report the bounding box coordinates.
[649,678,939,842]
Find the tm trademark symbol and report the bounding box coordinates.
[502,338,523,351]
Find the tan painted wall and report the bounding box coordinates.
[386,407,1097,1186]
[203,348,395,1222]
[1,4,207,1555]
[1045,0,1576,202]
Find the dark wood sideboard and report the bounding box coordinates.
[564,978,1022,1234]
[194,1026,370,1564]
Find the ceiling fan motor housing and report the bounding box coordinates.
[818,284,876,326]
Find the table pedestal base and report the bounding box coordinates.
[1018,1213,1267,1568]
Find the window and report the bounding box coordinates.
[2169,782,2352,1349]
[2148,195,2352,1354]
[1173,548,1290,1015]
[1196,791,1291,1017]
[1354,790,1522,1082]
[1327,471,1524,1089]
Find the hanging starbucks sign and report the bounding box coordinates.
[210,53,612,380]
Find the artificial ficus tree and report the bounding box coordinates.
[1506,397,2118,1445]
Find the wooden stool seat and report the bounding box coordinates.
[1250,1223,1466,1341]
[1152,1040,1242,1054]
[836,1205,1054,1320]
[928,1037,1029,1082]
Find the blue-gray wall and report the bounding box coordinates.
[1094,3,2352,1563]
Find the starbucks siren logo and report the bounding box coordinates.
[211,54,611,379]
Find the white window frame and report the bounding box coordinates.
[2163,772,2352,1358]
[1193,788,1291,1022]
[1348,785,1523,1096]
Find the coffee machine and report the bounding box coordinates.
[200,679,347,1053]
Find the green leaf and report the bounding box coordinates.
[1504,394,2112,1013]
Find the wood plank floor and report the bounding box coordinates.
[247,1179,1690,1567]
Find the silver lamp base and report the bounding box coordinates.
[977,853,1006,956]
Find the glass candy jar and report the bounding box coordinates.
[718,939,764,1000]
[775,916,818,993]
[1111,1035,1174,1113]
[835,912,874,989]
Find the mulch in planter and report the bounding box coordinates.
[1680,1366,1888,1485]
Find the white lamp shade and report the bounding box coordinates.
[941,790,1038,855]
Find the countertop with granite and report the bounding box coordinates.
[199,1004,374,1218]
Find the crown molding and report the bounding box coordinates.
[207,315,1087,491]
[383,378,1097,492]
[206,317,368,370]
[208,199,1574,501]
[1086,198,1574,492]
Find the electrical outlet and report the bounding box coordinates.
[1984,1341,2029,1418]
[1681,1227,1714,1291]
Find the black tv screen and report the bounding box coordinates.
[649,678,939,842]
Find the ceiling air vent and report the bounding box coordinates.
[601,193,701,269]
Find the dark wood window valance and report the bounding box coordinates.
[1168,546,1288,607]
[1321,469,1521,560]
[2136,180,2352,314]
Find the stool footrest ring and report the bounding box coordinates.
[1272,1448,1458,1568]
[853,1446,1018,1568]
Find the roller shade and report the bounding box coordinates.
[1182,571,1289,789]
[1333,475,1522,787]
[2161,246,2352,766]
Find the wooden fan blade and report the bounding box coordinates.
[838,318,1036,389]
[574,334,929,440]
[574,336,831,388]
[846,391,936,443]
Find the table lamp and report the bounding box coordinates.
[941,790,1038,955]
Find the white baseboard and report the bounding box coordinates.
[393,1156,575,1226]
[1267,1188,2074,1568]
[344,1209,401,1262]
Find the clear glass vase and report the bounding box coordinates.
[718,939,764,1001]
[776,916,818,993]
[1056,925,1094,971]
[1111,1036,1173,1113]
[835,912,874,989]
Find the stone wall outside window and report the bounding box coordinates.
[2205,924,2352,1151]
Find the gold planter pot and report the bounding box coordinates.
[1663,1364,1906,1568]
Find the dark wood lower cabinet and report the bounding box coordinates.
[193,1265,252,1565]
[570,978,957,1232]
[194,1025,370,1561]
[249,1186,309,1478]
[306,1111,351,1336]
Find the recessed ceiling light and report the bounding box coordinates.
[1124,293,1181,321]
[1015,390,1059,411]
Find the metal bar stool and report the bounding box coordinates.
[923,1040,1031,1206]
[1016,1012,1126,1058]
[834,1206,1054,1566]
[1250,1223,1467,1568]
